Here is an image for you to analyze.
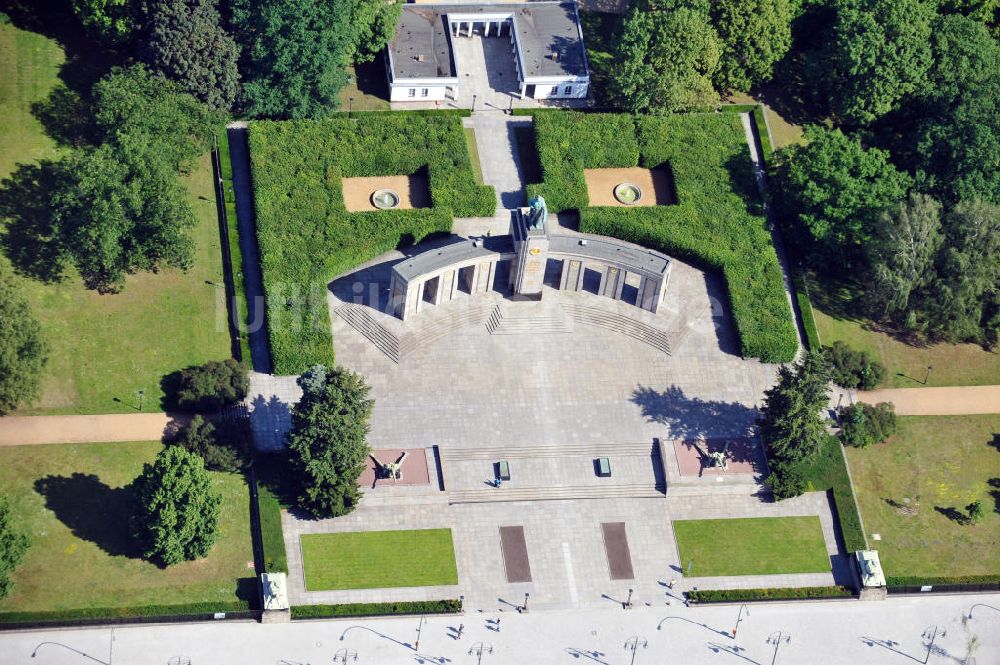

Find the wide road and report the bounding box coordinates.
[3,593,998,664]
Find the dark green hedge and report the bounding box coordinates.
[0,600,251,625]
[532,111,796,362]
[688,586,853,603]
[887,575,1000,586]
[218,129,253,365]
[248,114,494,373]
[291,599,462,619]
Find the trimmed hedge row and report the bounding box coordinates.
[801,436,868,553]
[218,129,254,366]
[793,272,821,351]
[687,586,853,603]
[887,574,1000,587]
[248,114,495,373]
[291,599,462,619]
[0,600,252,625]
[529,111,796,362]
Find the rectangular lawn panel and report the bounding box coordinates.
[0,442,253,615]
[526,111,798,363]
[301,529,459,591]
[673,517,830,577]
[248,113,495,374]
[846,415,1000,581]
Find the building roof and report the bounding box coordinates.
[389,2,588,81]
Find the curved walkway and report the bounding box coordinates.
[856,385,1000,415]
[0,413,188,446]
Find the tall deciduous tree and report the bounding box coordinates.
[231,0,400,119]
[286,365,373,518]
[776,126,911,264]
[51,137,196,293]
[913,200,1000,344]
[92,65,220,171]
[142,0,241,112]
[612,1,722,113]
[131,446,221,566]
[710,0,794,92]
[0,266,49,415]
[820,0,935,125]
[0,494,30,598]
[868,193,944,317]
[71,0,141,44]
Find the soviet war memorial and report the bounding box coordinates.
[0,1,998,663]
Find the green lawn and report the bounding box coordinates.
[0,21,231,413]
[673,517,831,576]
[301,529,459,591]
[464,126,484,184]
[0,441,254,615]
[846,415,1000,580]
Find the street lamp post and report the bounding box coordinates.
[472,94,478,113]
[333,648,358,663]
[625,588,634,609]
[32,641,108,665]
[137,388,144,412]
[415,615,425,651]
[349,96,354,114]
[766,631,791,665]
[460,594,465,614]
[623,636,648,665]
[733,604,750,639]
[522,592,530,613]
[922,625,946,664]
[968,603,1000,619]
[469,642,493,665]
[924,365,933,385]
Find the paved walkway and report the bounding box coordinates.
[856,385,1000,415]
[227,123,273,374]
[5,594,999,664]
[467,113,532,214]
[0,413,188,446]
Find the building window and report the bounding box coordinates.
[564,85,573,96]
[407,88,416,98]
[421,88,429,97]
[551,86,559,96]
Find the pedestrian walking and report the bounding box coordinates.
[457,624,464,638]
[496,618,501,632]
[668,579,677,589]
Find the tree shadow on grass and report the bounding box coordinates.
[31,84,98,149]
[933,506,970,526]
[34,473,141,559]
[0,161,69,283]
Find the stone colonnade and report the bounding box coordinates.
[390,255,505,320]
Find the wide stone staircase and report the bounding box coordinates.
[485,302,574,335]
[447,483,665,504]
[440,441,656,461]
[561,302,672,355]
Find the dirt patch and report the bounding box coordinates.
[601,522,635,580]
[342,174,431,212]
[584,167,675,207]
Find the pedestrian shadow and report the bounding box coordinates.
[565,647,609,663]
[705,642,760,664]
[34,473,140,559]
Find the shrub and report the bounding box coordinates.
[0,494,30,599]
[968,500,985,523]
[0,600,251,625]
[766,461,807,500]
[839,402,897,448]
[687,586,853,602]
[291,599,461,619]
[531,111,797,362]
[248,114,493,373]
[823,341,886,389]
[170,359,249,412]
[171,415,251,472]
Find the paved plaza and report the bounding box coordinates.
[6,594,999,664]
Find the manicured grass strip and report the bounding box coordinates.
[673,517,830,577]
[688,586,853,603]
[301,529,459,591]
[292,599,461,620]
[464,126,483,184]
[0,441,254,613]
[800,436,867,553]
[257,483,287,573]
